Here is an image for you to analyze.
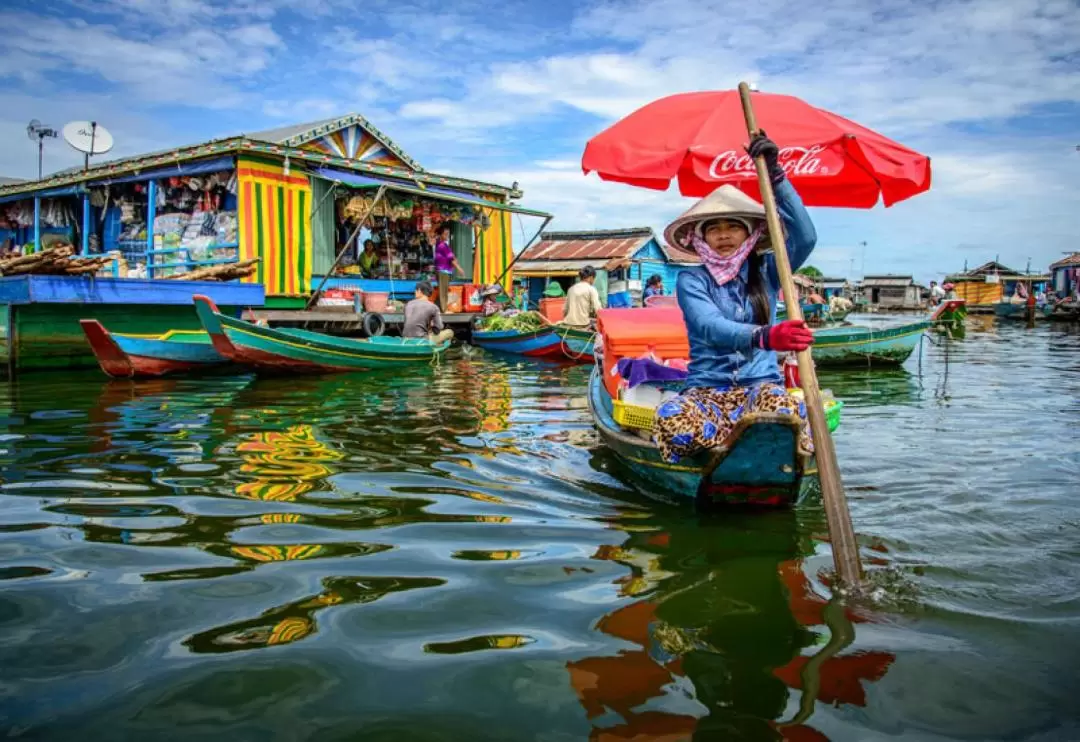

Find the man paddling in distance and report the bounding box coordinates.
[402,280,454,345]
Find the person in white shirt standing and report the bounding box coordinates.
[562,266,603,328]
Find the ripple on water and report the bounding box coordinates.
[0,332,1078,739]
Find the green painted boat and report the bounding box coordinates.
[811,319,931,366]
[193,295,449,373]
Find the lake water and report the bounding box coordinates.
[1,317,1078,740]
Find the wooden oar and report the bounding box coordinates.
[738,82,863,590]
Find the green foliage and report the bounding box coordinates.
[797,265,823,278]
[479,311,545,332]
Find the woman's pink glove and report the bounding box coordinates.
[768,320,814,352]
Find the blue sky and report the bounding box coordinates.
[2,0,1078,282]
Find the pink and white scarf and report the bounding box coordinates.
[689,223,765,287]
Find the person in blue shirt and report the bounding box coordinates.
[642,274,664,304]
[653,134,817,464]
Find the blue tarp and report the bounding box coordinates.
[88,155,235,186]
[0,185,86,205]
[313,168,388,188]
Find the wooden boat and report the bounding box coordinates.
[80,319,225,378]
[588,368,842,506]
[931,298,967,325]
[811,319,930,367]
[193,294,449,373]
[471,325,565,358]
[778,302,850,326]
[555,325,596,362]
[993,301,1053,320]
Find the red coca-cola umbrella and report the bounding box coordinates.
[582,89,931,207]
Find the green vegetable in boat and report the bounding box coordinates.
[478,311,545,332]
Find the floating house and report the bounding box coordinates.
[855,275,923,311]
[1049,253,1080,299]
[944,261,1050,313]
[513,228,699,308]
[821,277,852,300]
[0,114,548,374]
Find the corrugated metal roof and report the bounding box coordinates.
[1050,252,1080,270]
[660,243,701,264]
[519,227,655,261]
[244,117,342,144]
[516,259,601,275]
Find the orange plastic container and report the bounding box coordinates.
[445,285,464,313]
[463,284,484,313]
[539,297,565,323]
[597,307,690,398]
[363,291,390,313]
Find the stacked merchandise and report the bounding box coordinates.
[150,209,239,277]
[336,194,489,281]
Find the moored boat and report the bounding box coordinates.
[80,319,225,378]
[555,325,596,362]
[193,295,449,373]
[931,298,967,324]
[993,301,1053,320]
[471,326,565,358]
[811,319,930,367]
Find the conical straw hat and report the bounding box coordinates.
[663,185,767,249]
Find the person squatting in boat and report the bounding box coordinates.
[653,133,818,464]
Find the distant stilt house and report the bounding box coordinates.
[945,261,1050,312]
[856,275,923,311]
[514,227,699,308]
[821,277,852,300]
[1049,253,1080,299]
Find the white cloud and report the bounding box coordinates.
[398,99,462,120]
[0,11,281,108]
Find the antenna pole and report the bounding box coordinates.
[84,122,97,172]
[37,134,44,181]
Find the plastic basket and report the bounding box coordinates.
[611,399,657,431]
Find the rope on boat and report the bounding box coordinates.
[558,326,597,361]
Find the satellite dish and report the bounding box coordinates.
[63,120,114,156]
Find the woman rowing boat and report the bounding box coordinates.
[653,134,818,464]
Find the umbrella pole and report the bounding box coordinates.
[737,82,862,590]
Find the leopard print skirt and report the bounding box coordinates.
[653,383,813,464]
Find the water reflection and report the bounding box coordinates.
[231,424,342,502]
[569,510,895,740]
[2,325,1078,740]
[185,576,445,653]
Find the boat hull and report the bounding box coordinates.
[472,326,565,358]
[587,369,815,506]
[80,319,224,378]
[556,326,596,362]
[193,295,448,373]
[811,320,930,366]
[993,302,1053,320]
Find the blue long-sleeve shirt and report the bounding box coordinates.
[676,179,817,389]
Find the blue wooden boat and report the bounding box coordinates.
[587,368,843,506]
[471,326,565,358]
[811,319,930,366]
[194,295,449,373]
[80,319,225,378]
